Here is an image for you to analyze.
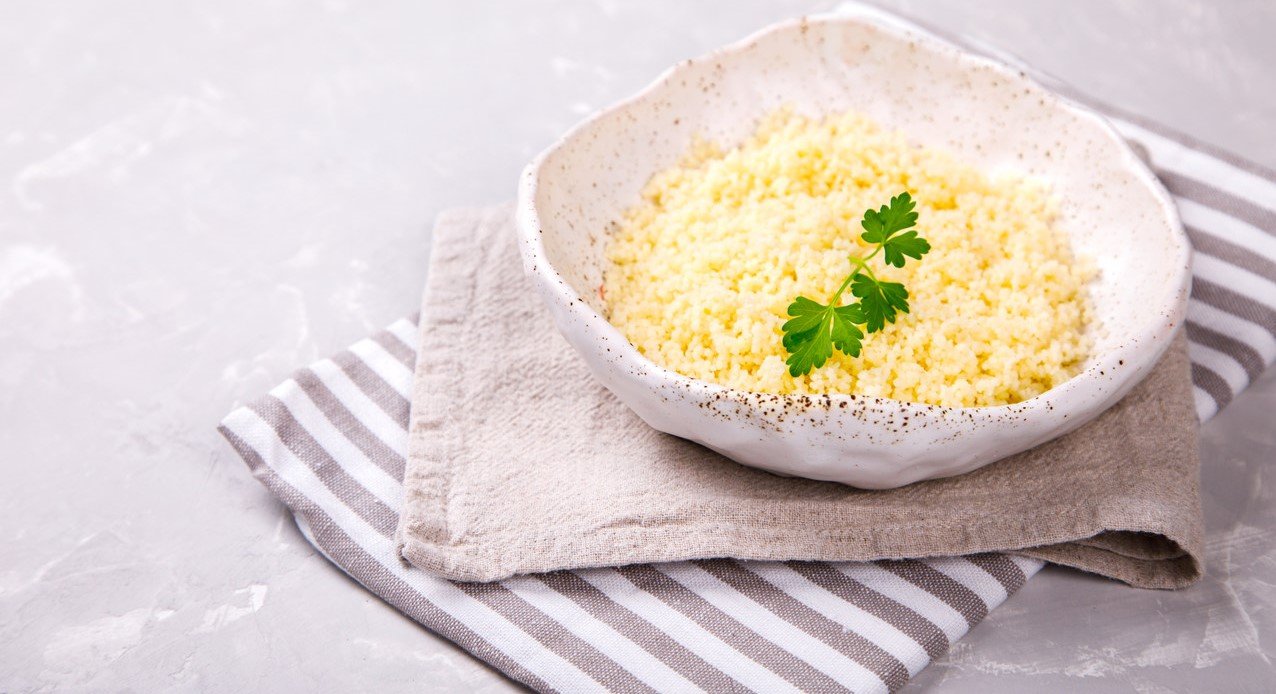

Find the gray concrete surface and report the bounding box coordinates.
[1,1,1273,691]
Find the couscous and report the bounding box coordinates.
[603,110,1093,408]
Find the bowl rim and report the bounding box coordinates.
[516,11,1191,417]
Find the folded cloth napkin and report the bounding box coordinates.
[397,204,1203,589]
[219,9,1276,694]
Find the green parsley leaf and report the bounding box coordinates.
[881,230,931,268]
[859,191,918,245]
[780,192,931,377]
[781,298,865,377]
[851,274,909,333]
[829,304,866,355]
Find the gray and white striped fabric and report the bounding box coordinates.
[1107,114,1276,420]
[219,22,1276,694]
[220,317,1043,693]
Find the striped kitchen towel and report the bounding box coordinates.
[218,15,1276,694]
[220,317,1044,693]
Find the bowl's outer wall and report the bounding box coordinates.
[517,14,1190,488]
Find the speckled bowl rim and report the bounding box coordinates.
[516,12,1191,420]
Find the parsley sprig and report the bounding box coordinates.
[781,192,931,377]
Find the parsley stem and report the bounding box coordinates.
[859,260,880,284]
[829,270,857,305]
[835,244,884,304]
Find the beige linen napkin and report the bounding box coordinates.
[397,202,1203,589]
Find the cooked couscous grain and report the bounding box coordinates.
[603,110,1093,407]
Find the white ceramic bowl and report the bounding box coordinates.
[516,11,1190,488]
